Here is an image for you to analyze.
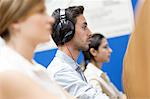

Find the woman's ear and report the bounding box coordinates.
[90,48,97,57]
[9,21,20,33]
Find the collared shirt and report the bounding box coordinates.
[84,63,123,99]
[0,45,70,99]
[47,50,109,99]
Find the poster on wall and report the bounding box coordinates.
[35,0,134,52]
[82,0,134,38]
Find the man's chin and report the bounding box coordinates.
[81,46,89,51]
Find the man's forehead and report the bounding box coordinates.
[76,15,87,24]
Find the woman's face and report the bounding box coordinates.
[15,2,54,45]
[94,38,112,63]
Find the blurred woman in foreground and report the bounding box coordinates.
[0,0,74,99]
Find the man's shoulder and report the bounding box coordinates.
[48,56,69,68]
[47,57,74,76]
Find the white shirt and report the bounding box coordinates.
[47,50,109,99]
[0,37,5,50]
[0,45,68,99]
[84,63,123,99]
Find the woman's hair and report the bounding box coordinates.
[83,33,105,70]
[0,0,43,40]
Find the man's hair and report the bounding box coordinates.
[51,6,84,45]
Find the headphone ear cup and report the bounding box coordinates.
[62,31,73,43]
[52,20,64,45]
[52,8,75,45]
[61,20,75,43]
[52,23,60,45]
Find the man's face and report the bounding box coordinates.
[72,14,92,51]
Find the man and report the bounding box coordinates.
[47,6,109,99]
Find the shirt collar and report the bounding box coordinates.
[87,63,103,77]
[55,50,79,70]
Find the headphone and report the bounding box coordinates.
[53,8,75,44]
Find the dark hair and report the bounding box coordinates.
[1,29,9,40]
[51,6,84,45]
[83,33,105,70]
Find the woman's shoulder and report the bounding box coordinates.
[0,71,60,99]
[0,71,36,94]
[84,63,102,76]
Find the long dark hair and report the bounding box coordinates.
[83,33,105,70]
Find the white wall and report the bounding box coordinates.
[36,0,134,51]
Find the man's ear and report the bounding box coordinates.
[90,48,97,57]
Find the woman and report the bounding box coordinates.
[0,0,73,99]
[83,33,126,99]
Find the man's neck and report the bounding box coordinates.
[58,44,80,62]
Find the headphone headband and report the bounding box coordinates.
[60,9,65,18]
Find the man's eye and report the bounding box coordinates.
[82,26,87,29]
[104,45,109,49]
